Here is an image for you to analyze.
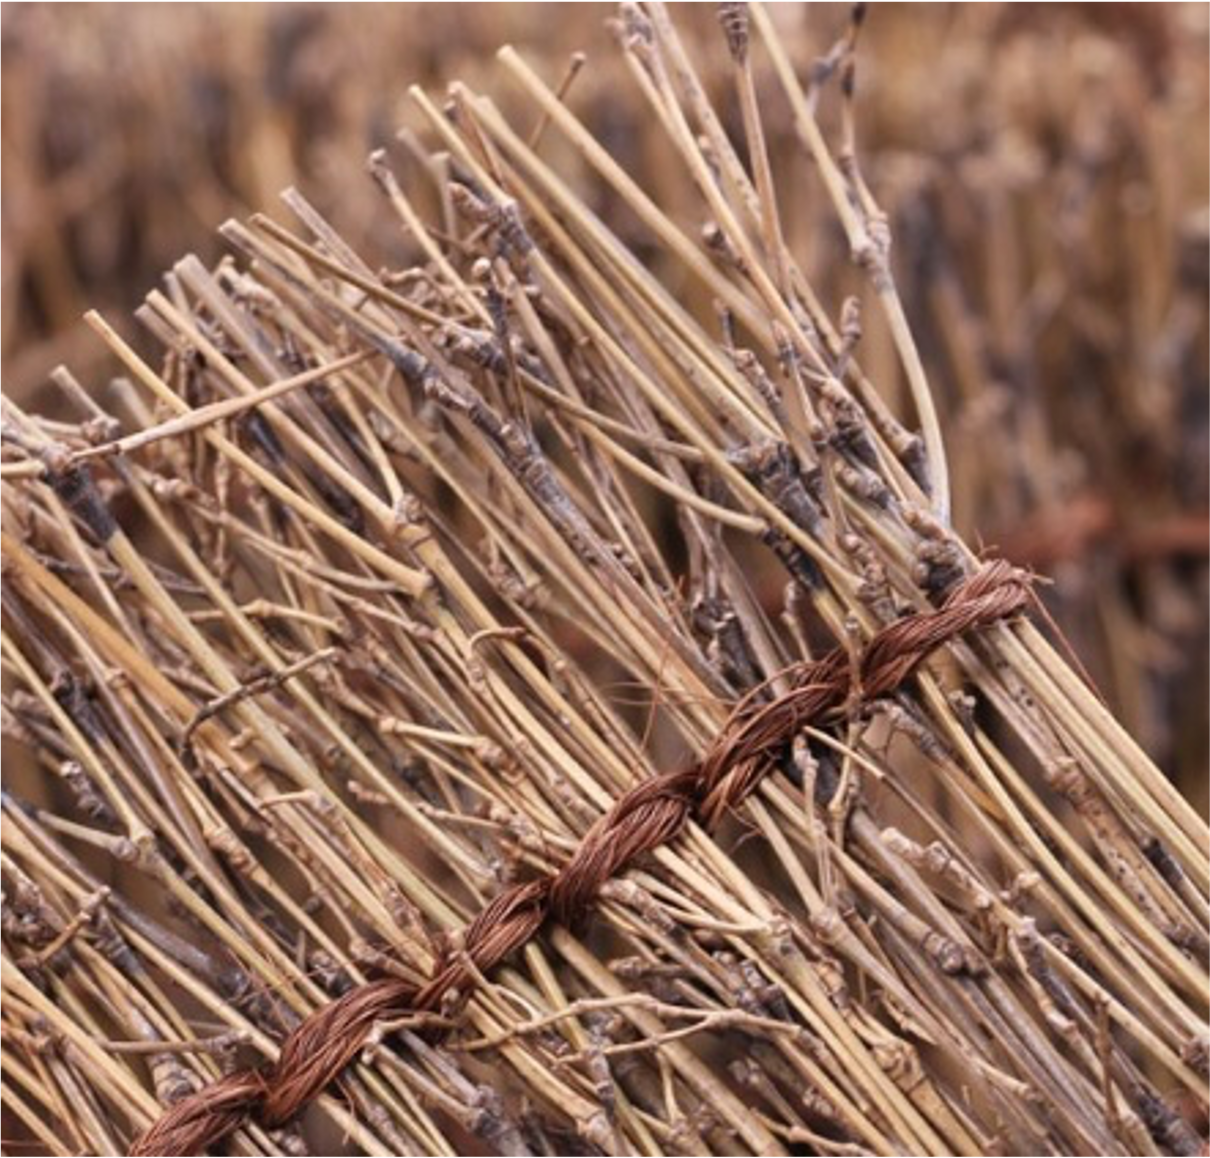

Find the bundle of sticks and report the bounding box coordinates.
[2,5,1206,1156]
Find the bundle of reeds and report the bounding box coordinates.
[6,5,1207,798]
[2,4,1207,1156]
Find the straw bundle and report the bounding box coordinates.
[5,5,1206,787]
[2,5,1206,1156]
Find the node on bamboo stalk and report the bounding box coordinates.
[2,5,1206,1157]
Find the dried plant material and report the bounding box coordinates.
[2,4,1206,1158]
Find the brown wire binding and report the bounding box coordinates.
[129,559,1032,1156]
